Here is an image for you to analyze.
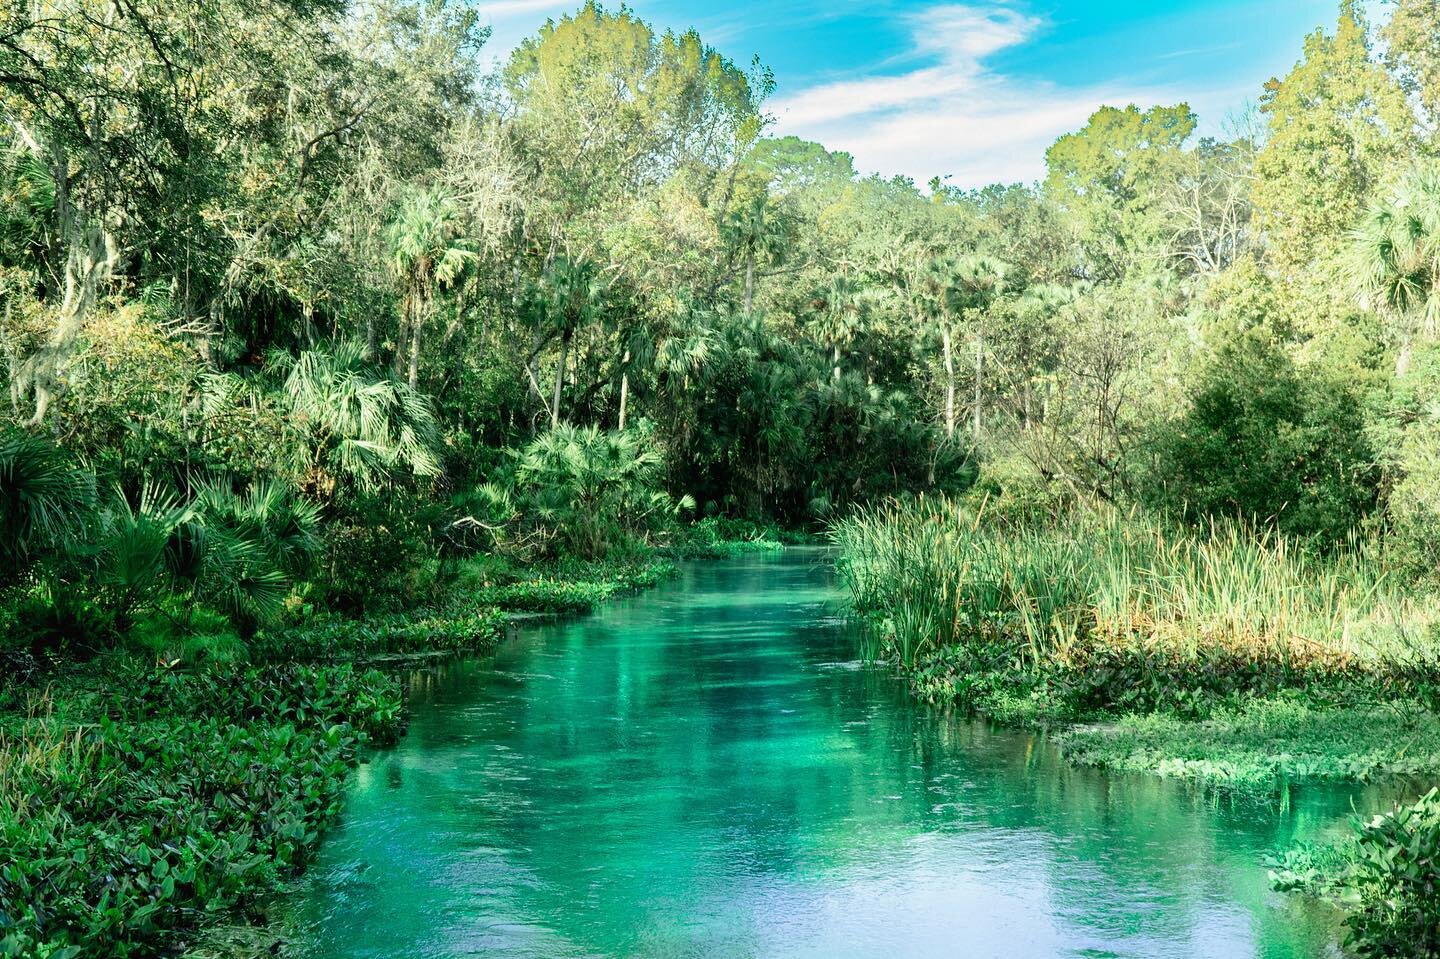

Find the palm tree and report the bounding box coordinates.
[269,341,442,496]
[512,424,692,559]
[388,186,478,388]
[724,195,789,313]
[539,257,607,429]
[917,257,961,438]
[810,276,874,381]
[1346,162,1440,377]
[951,255,1010,441]
[0,429,95,582]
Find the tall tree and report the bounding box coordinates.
[1253,1,1415,271]
[1044,103,1197,278]
[387,186,478,388]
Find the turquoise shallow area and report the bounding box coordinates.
[289,551,1371,959]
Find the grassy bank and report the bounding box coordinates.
[829,496,1440,955]
[0,553,698,958]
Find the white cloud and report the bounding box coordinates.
[768,3,1197,189]
[475,0,571,17]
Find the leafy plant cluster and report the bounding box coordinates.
[1347,788,1440,958]
[1268,789,1440,959]
[470,560,677,614]
[0,664,404,959]
[251,600,507,664]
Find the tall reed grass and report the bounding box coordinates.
[829,496,1437,671]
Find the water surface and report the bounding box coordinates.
[292,551,1368,958]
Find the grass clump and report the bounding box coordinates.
[0,665,404,959]
[830,496,1440,716]
[456,557,678,615]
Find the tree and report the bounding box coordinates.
[504,1,767,261]
[1253,1,1415,271]
[808,276,874,382]
[723,194,789,312]
[1044,103,1197,277]
[917,255,1010,441]
[1149,313,1376,543]
[1381,0,1440,132]
[537,258,608,429]
[1155,135,1257,275]
[387,186,478,388]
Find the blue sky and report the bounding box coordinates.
[475,0,1342,187]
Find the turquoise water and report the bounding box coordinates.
[290,550,1371,958]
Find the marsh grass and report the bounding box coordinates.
[830,496,1438,673]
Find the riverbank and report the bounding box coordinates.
[0,547,773,959]
[828,496,1440,956]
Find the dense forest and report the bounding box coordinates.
[5,0,1440,956]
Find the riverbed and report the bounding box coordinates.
[288,550,1367,958]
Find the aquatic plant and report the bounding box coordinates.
[1347,788,1440,958]
[0,664,404,958]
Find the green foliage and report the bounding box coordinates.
[1057,697,1440,792]
[483,424,694,561]
[1369,344,1440,573]
[0,664,404,959]
[268,342,442,497]
[0,428,95,583]
[1148,319,1377,543]
[1253,2,1414,268]
[254,599,505,663]
[674,516,785,557]
[469,559,678,613]
[87,479,320,630]
[315,490,444,612]
[1044,103,1197,274]
[1347,788,1440,957]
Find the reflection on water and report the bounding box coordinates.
[290,550,1382,959]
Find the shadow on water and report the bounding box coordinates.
[288,550,1393,959]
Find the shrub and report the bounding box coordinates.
[1146,323,1377,545]
[475,424,693,562]
[316,491,443,612]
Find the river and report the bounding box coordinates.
[289,550,1369,958]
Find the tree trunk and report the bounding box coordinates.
[744,257,755,313]
[407,313,421,389]
[551,327,571,429]
[394,295,412,380]
[832,343,841,381]
[972,332,983,441]
[1397,333,1414,378]
[618,349,631,430]
[941,324,956,438]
